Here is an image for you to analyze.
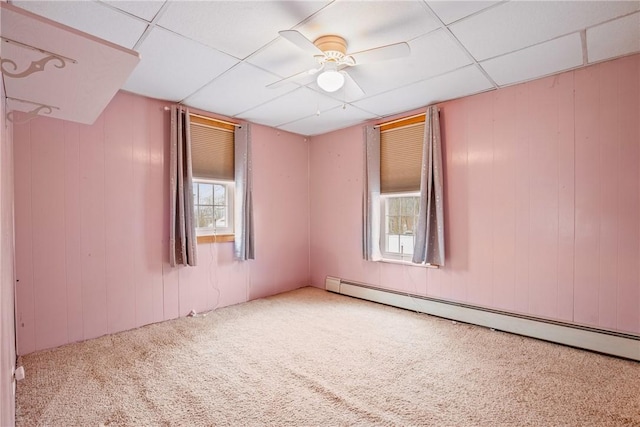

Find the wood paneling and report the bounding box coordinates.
[616,56,640,333]
[574,65,603,327]
[31,118,67,350]
[466,92,494,308]
[527,76,559,320]
[13,92,310,354]
[440,100,468,303]
[131,97,156,327]
[491,85,517,313]
[310,54,640,335]
[557,72,576,323]
[104,95,136,334]
[513,84,531,316]
[249,126,311,300]
[79,113,108,341]
[597,60,620,330]
[144,98,167,325]
[13,121,35,355]
[1,80,17,426]
[63,122,84,343]
[13,55,640,356]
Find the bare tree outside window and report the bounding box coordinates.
[384,195,420,256]
[193,181,228,231]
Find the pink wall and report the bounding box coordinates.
[310,54,640,335]
[11,54,640,360]
[13,91,310,355]
[1,80,17,425]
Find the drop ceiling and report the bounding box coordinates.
[8,0,640,136]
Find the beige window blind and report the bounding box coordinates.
[190,115,235,181]
[380,121,425,193]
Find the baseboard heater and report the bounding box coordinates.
[325,276,640,361]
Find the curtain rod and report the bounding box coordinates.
[163,106,241,128]
[373,108,440,129]
[374,112,425,129]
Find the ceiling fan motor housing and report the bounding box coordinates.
[313,35,348,62]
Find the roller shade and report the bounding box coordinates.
[380,122,424,193]
[190,118,234,181]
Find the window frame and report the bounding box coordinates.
[379,192,420,262]
[193,178,235,239]
[189,112,238,244]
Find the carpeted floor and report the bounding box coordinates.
[16,287,640,426]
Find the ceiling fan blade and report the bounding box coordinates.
[349,42,410,65]
[267,69,317,89]
[342,71,365,98]
[278,30,324,56]
[308,64,325,75]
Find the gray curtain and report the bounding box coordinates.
[412,106,445,266]
[363,125,382,261]
[234,122,255,260]
[169,105,197,267]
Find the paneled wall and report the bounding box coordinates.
[310,54,640,335]
[13,91,310,355]
[1,78,16,426]
[12,55,640,358]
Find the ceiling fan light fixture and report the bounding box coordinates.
[316,62,344,93]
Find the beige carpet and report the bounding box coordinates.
[16,287,640,426]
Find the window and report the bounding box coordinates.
[190,114,236,240]
[381,194,420,260]
[379,116,425,261]
[193,180,234,236]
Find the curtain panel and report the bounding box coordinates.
[234,122,255,261]
[412,105,445,266]
[169,105,197,267]
[363,125,382,261]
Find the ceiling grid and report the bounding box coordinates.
[6,0,639,136]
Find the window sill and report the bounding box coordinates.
[379,258,440,269]
[197,234,235,244]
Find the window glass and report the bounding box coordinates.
[382,194,420,259]
[193,180,233,235]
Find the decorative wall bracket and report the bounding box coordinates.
[0,36,77,79]
[6,97,59,124]
[1,1,140,125]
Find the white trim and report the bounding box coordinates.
[378,258,440,269]
[325,277,640,361]
[193,179,235,236]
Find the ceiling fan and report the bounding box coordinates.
[267,30,411,97]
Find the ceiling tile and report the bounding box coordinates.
[122,27,239,102]
[294,1,439,54]
[352,65,493,117]
[450,1,640,61]
[8,1,638,137]
[157,1,331,59]
[12,0,148,48]
[343,29,472,100]
[480,33,583,86]
[587,12,640,63]
[237,87,341,128]
[184,63,298,118]
[101,0,164,22]
[427,1,500,25]
[279,105,377,136]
